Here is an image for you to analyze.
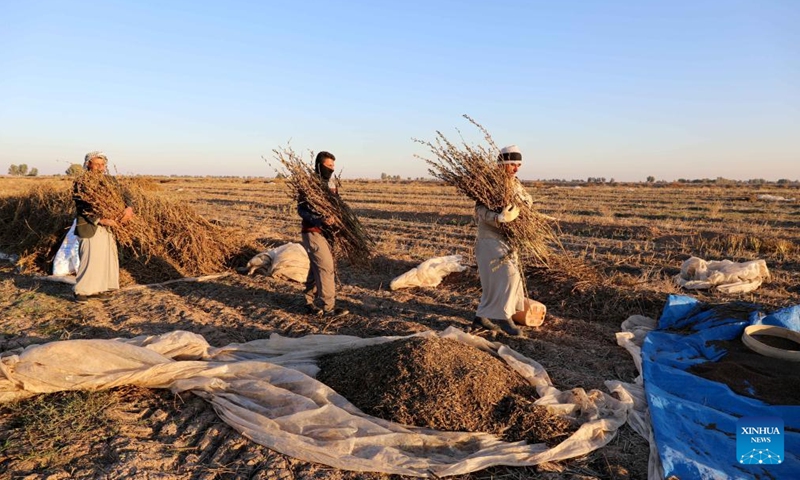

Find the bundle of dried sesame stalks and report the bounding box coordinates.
[72,172,134,244]
[417,115,557,267]
[272,146,374,265]
[72,173,249,277]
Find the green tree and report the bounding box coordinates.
[7,164,33,176]
[27,167,38,177]
[646,176,655,183]
[66,164,84,176]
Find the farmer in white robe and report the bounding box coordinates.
[472,145,532,336]
[72,151,134,302]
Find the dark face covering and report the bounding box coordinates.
[317,163,334,181]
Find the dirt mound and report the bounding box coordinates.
[316,336,576,446]
[688,339,800,405]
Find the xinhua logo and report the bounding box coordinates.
[737,416,784,465]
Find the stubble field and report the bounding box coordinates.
[1,176,799,479]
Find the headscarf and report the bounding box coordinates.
[83,151,108,170]
[498,145,523,165]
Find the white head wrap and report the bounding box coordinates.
[498,145,522,165]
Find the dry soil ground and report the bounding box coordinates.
[1,177,798,479]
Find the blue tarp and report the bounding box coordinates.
[644,295,800,479]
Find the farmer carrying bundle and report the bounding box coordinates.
[274,148,374,318]
[472,145,529,336]
[71,151,134,302]
[421,118,557,336]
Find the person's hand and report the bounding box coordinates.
[120,206,134,224]
[322,216,336,226]
[98,218,120,228]
[496,204,520,223]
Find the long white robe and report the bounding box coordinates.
[74,225,120,296]
[474,205,525,321]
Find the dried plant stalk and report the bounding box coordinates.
[0,184,74,272]
[272,146,374,265]
[72,172,138,248]
[70,174,254,279]
[416,115,558,268]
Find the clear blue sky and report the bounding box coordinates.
[1,1,798,181]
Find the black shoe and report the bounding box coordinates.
[306,305,324,316]
[323,307,349,318]
[472,317,501,332]
[74,293,91,303]
[498,318,524,336]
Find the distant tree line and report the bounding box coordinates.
[537,177,800,186]
[672,177,799,186]
[7,164,38,176]
[380,173,428,182]
[381,173,402,181]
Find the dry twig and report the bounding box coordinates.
[415,115,558,268]
[271,146,374,265]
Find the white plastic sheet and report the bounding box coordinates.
[757,194,795,202]
[390,255,467,290]
[246,243,309,283]
[609,315,663,480]
[673,256,769,294]
[0,328,632,477]
[51,219,80,276]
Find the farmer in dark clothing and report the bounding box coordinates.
[298,151,349,318]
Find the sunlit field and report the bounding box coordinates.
[1,175,798,479]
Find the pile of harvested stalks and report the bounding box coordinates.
[73,173,253,278]
[0,184,74,272]
[3,178,257,282]
[417,115,558,267]
[272,146,374,265]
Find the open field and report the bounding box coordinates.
[1,176,799,479]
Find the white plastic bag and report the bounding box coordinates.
[673,256,769,294]
[51,219,80,276]
[390,255,467,290]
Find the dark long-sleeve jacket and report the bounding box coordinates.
[298,178,339,238]
[298,196,325,232]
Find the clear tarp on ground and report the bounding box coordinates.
[0,327,630,477]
